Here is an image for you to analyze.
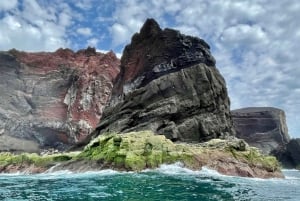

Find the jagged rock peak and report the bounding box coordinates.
[114,18,216,98]
[139,18,162,38]
[91,19,235,143]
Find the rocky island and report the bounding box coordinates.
[0,19,283,178]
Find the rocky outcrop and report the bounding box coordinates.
[64,131,282,178]
[0,48,120,152]
[232,107,290,155]
[286,139,300,167]
[92,19,235,142]
[0,131,283,178]
[273,138,300,168]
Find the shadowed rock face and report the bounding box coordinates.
[0,48,120,152]
[286,139,300,167]
[93,19,235,142]
[232,107,290,155]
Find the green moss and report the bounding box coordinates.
[0,152,77,168]
[231,147,281,171]
[146,150,163,167]
[113,155,126,167]
[125,152,146,171]
[79,131,190,171]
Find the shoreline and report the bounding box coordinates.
[0,131,284,179]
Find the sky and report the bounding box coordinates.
[0,0,300,138]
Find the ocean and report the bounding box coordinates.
[0,163,299,201]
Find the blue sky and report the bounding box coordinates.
[1,0,300,137]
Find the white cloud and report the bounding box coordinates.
[110,23,131,47]
[87,38,98,47]
[0,0,73,51]
[0,0,18,11]
[221,24,268,48]
[75,0,93,10]
[97,49,122,59]
[77,27,92,36]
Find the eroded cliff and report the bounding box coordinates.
[232,107,290,155]
[0,48,120,152]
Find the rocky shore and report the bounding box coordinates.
[0,131,282,178]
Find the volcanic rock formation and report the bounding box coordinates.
[232,107,290,155]
[0,48,120,152]
[93,19,235,142]
[286,139,300,167]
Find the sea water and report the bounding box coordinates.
[0,163,299,201]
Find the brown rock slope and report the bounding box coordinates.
[0,47,120,152]
[92,19,235,142]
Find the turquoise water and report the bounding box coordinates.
[0,163,299,201]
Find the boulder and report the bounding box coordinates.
[92,19,235,142]
[0,48,120,152]
[232,107,290,155]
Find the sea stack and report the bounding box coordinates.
[93,18,235,142]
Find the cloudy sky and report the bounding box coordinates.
[1,0,300,137]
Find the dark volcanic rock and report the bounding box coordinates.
[232,107,290,155]
[0,48,120,152]
[286,139,300,166]
[92,19,235,142]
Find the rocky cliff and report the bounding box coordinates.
[286,139,300,167]
[232,107,290,155]
[92,19,235,142]
[0,48,120,152]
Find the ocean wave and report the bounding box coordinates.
[282,169,300,172]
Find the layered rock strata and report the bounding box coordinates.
[232,107,290,155]
[0,48,120,152]
[93,19,235,142]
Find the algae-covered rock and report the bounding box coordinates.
[79,131,282,178]
[0,152,78,173]
[79,131,195,171]
[0,131,282,178]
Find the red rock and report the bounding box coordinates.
[0,48,120,151]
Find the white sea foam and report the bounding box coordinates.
[282,169,300,172]
[151,162,203,176]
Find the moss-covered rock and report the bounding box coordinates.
[78,130,282,178]
[79,131,206,171]
[0,152,78,170]
[79,131,190,171]
[0,131,282,178]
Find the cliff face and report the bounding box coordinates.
[0,48,120,152]
[286,139,300,167]
[232,107,290,155]
[94,19,235,142]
